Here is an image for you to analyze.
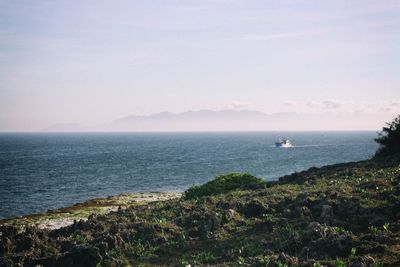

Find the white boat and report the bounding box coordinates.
[275,138,293,148]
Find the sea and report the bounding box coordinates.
[0,132,378,219]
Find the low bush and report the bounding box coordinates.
[184,172,265,199]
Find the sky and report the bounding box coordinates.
[0,0,399,131]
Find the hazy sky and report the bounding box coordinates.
[1,0,399,131]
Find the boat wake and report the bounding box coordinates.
[289,144,338,148]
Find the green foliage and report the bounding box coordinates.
[333,226,345,234]
[179,256,190,267]
[368,225,379,235]
[271,225,301,253]
[125,241,157,260]
[335,259,345,267]
[184,172,265,199]
[349,247,357,264]
[171,233,187,248]
[383,222,390,232]
[179,251,218,266]
[72,233,87,243]
[192,251,218,263]
[106,248,119,257]
[237,256,245,265]
[375,114,400,157]
[255,255,271,266]
[238,240,264,257]
[374,259,383,267]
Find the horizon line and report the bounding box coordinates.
[0,129,380,134]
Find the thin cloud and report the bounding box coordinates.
[306,101,324,108]
[242,31,314,41]
[283,100,399,115]
[390,100,400,107]
[223,101,253,110]
[322,100,342,109]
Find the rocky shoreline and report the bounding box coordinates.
[0,192,182,230]
[0,155,399,266]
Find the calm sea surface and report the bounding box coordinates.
[0,132,378,219]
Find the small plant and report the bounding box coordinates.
[333,226,345,234]
[179,256,190,267]
[126,241,157,260]
[374,259,383,267]
[313,262,322,267]
[172,233,187,248]
[349,247,356,264]
[193,251,217,264]
[255,255,270,266]
[106,248,119,257]
[368,225,379,235]
[72,233,87,242]
[383,222,390,232]
[237,256,245,265]
[335,259,345,267]
[238,240,264,257]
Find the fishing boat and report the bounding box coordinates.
[275,138,293,148]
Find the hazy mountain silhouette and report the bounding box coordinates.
[107,110,297,131]
[44,109,388,132]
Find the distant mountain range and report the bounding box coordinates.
[109,110,303,131]
[44,109,387,131]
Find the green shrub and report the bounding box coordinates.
[375,114,400,157]
[184,172,265,199]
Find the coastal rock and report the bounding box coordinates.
[105,234,125,250]
[109,223,121,235]
[101,258,119,267]
[15,234,35,252]
[31,256,57,267]
[216,199,238,210]
[226,209,240,220]
[95,242,109,256]
[319,204,334,224]
[0,257,14,267]
[135,222,156,241]
[300,206,312,218]
[350,255,375,267]
[0,226,19,238]
[302,222,354,259]
[206,212,222,232]
[0,237,12,255]
[306,222,325,239]
[241,199,269,217]
[392,201,400,219]
[57,245,102,267]
[277,252,297,265]
[60,240,75,252]
[119,229,137,244]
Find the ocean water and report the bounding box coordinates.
[0,132,378,219]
